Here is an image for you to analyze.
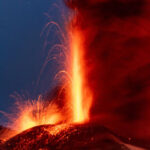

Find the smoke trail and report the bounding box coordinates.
[65,0,150,140]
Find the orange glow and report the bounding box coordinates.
[70,29,92,123]
[11,98,64,133]
[71,31,84,122]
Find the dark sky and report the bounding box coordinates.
[0,0,67,114]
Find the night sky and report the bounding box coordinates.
[0,0,67,115]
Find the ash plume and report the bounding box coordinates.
[65,0,150,140]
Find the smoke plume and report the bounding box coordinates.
[65,0,150,140]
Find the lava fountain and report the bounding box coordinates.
[70,28,92,123]
[1,1,93,135]
[11,12,93,132]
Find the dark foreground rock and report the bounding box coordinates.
[0,123,145,150]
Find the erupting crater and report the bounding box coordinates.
[0,0,150,149]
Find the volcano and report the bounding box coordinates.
[1,0,150,149]
[0,123,147,150]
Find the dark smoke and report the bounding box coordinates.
[65,0,150,141]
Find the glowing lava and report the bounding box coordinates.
[70,28,92,123]
[71,30,84,123]
[10,98,64,134]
